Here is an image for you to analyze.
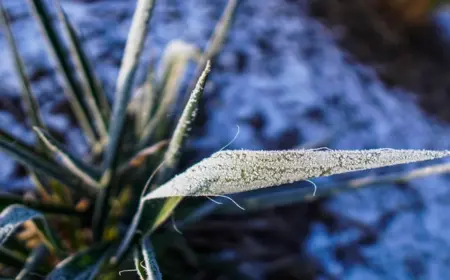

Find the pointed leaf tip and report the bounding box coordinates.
[145,149,450,199]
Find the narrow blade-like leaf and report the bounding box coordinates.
[162,60,211,170]
[33,127,100,187]
[184,0,238,105]
[0,205,63,254]
[141,236,163,280]
[145,149,450,199]
[0,3,45,131]
[139,41,200,147]
[47,243,111,280]
[0,130,98,198]
[27,0,97,145]
[133,247,146,280]
[0,247,26,269]
[15,244,49,280]
[0,192,86,217]
[55,0,110,139]
[94,0,155,242]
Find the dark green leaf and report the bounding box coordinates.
[0,192,87,217]
[47,243,111,280]
[141,236,162,280]
[15,244,49,280]
[0,3,45,131]
[55,0,110,139]
[133,247,146,280]
[27,0,97,145]
[0,130,98,198]
[93,0,155,242]
[0,247,26,269]
[0,205,61,252]
[34,127,100,186]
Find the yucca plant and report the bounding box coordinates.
[0,0,450,279]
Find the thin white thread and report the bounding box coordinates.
[171,214,182,235]
[118,269,138,276]
[212,195,245,211]
[303,179,317,196]
[118,261,149,276]
[141,159,167,197]
[207,196,223,204]
[219,125,240,151]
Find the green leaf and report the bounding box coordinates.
[0,205,63,254]
[200,0,238,67]
[141,236,163,280]
[0,3,45,132]
[162,60,211,172]
[0,192,87,217]
[184,0,238,104]
[55,0,110,140]
[27,0,97,145]
[0,130,99,198]
[139,41,200,146]
[112,196,182,265]
[145,149,450,199]
[15,244,49,280]
[93,0,155,242]
[133,247,146,280]
[33,127,100,187]
[0,247,26,269]
[47,243,111,280]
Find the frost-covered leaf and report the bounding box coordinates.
[163,61,211,170]
[47,243,111,280]
[0,205,59,252]
[145,149,450,199]
[141,236,162,280]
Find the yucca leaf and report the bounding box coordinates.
[93,0,155,242]
[0,192,86,217]
[0,130,98,198]
[15,244,49,279]
[118,140,168,174]
[200,0,238,68]
[184,0,238,104]
[139,40,200,147]
[54,0,110,139]
[162,60,211,171]
[142,149,450,232]
[133,247,146,280]
[0,247,26,269]
[113,63,210,262]
[112,196,181,264]
[27,0,97,145]
[33,127,100,187]
[0,3,45,131]
[47,243,111,280]
[0,2,59,200]
[141,236,163,280]
[219,161,450,213]
[0,205,63,254]
[145,149,450,199]
[136,69,156,135]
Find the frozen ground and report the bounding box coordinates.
[2,0,450,278]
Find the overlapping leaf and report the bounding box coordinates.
[145,149,450,200]
[47,243,111,280]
